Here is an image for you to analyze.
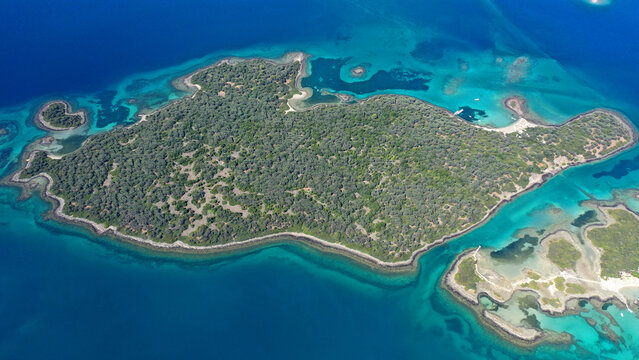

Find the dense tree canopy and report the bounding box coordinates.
[40,102,84,128]
[23,59,633,261]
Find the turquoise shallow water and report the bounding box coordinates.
[2,0,639,358]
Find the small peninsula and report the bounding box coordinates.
[445,205,639,344]
[36,101,86,131]
[11,53,636,267]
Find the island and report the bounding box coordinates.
[444,204,639,345]
[349,64,368,78]
[10,53,636,268]
[35,100,86,131]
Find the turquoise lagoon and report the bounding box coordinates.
[2,0,639,358]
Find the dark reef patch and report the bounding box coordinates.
[571,210,598,227]
[89,91,132,128]
[490,235,539,262]
[592,154,639,180]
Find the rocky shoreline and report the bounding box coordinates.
[443,251,620,347]
[442,256,549,347]
[443,203,639,347]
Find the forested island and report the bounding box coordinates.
[13,54,636,265]
[36,101,86,130]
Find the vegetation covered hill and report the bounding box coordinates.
[22,58,633,261]
[40,102,84,129]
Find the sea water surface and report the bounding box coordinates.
[2,0,639,359]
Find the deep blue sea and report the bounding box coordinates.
[2,0,639,358]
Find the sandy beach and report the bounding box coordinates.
[481,117,538,134]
